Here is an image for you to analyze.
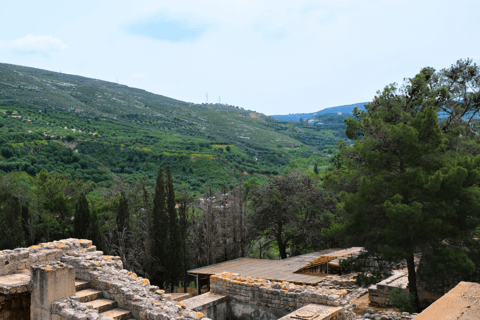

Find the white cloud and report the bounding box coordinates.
[0,34,68,53]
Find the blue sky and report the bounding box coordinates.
[0,0,479,115]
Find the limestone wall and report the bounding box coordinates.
[0,239,97,277]
[210,272,351,313]
[0,239,210,320]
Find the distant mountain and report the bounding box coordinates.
[271,102,368,122]
[272,101,479,122]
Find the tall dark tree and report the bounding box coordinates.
[178,188,191,293]
[166,165,183,292]
[88,208,102,251]
[116,191,129,232]
[0,194,24,249]
[21,204,31,246]
[325,64,480,311]
[74,193,90,239]
[152,168,167,289]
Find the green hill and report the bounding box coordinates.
[0,62,348,190]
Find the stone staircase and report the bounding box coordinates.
[75,280,133,320]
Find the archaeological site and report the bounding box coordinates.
[0,239,478,320]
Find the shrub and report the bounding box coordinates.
[390,286,415,313]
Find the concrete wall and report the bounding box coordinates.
[0,292,30,320]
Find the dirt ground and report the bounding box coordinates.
[353,292,399,316]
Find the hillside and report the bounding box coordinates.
[0,63,354,190]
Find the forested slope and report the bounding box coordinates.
[0,63,353,189]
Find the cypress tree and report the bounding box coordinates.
[21,204,30,245]
[89,208,102,251]
[0,194,24,249]
[166,165,183,292]
[152,169,167,289]
[74,193,90,239]
[116,191,129,232]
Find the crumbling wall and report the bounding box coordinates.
[209,272,356,319]
[0,239,210,320]
[0,239,96,277]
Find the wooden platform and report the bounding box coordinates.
[188,248,341,285]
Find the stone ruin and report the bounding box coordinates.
[0,239,208,320]
[1,239,478,320]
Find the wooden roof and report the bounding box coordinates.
[188,248,341,285]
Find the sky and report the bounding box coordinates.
[0,1,479,116]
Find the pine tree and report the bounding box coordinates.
[74,193,90,239]
[314,163,319,174]
[325,66,480,311]
[166,165,183,292]
[152,168,167,289]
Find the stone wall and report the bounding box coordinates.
[209,272,357,320]
[0,292,30,320]
[0,239,96,277]
[0,239,211,320]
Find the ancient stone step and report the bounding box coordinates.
[75,280,90,292]
[75,288,103,302]
[86,298,117,313]
[100,308,133,320]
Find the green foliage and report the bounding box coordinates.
[166,165,182,291]
[339,253,393,286]
[249,171,338,259]
[390,287,415,313]
[325,62,480,311]
[116,191,129,231]
[152,168,167,288]
[0,62,349,192]
[74,193,90,239]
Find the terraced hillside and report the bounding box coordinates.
[0,63,348,190]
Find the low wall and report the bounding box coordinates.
[0,292,30,320]
[228,301,289,320]
[0,239,96,277]
[210,272,348,313]
[368,270,408,307]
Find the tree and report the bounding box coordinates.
[74,193,90,239]
[0,194,24,249]
[88,208,102,251]
[178,188,191,292]
[325,65,480,311]
[152,168,167,289]
[314,163,319,174]
[249,171,337,259]
[165,165,182,292]
[116,191,129,232]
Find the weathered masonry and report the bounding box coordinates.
[181,272,357,320]
[0,239,208,320]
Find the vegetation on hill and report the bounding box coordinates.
[1,58,479,309]
[0,62,352,190]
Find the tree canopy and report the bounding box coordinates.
[326,61,480,311]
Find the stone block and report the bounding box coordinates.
[31,262,75,320]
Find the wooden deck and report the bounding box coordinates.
[188,248,341,285]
